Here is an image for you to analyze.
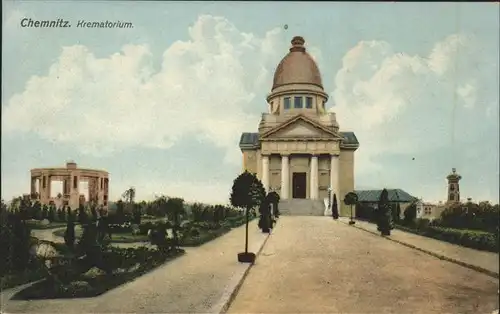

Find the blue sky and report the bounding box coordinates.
[2,1,499,204]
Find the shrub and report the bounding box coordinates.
[403,202,417,226]
[438,202,500,233]
[376,189,393,235]
[138,222,156,235]
[108,223,132,234]
[415,218,430,230]
[64,221,76,250]
[0,211,33,276]
[425,227,498,252]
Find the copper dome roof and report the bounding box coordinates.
[271,36,323,90]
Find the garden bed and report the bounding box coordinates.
[0,268,47,290]
[181,227,232,247]
[52,229,149,244]
[12,247,185,300]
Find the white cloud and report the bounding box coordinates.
[2,15,289,165]
[4,8,25,29]
[331,33,498,176]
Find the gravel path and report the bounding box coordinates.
[228,216,499,314]
[341,217,499,276]
[2,220,268,313]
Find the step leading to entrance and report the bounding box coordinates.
[278,199,325,216]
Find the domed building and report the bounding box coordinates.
[239,36,359,216]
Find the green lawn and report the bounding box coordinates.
[26,221,70,230]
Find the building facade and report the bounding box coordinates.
[30,161,109,210]
[239,36,359,216]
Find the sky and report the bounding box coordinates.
[2,1,499,205]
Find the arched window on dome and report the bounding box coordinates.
[306,97,313,109]
[284,97,291,109]
[294,96,303,108]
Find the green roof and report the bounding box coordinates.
[239,132,260,150]
[354,189,417,203]
[239,131,359,150]
[340,132,359,146]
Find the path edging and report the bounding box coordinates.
[212,229,272,314]
[338,220,499,279]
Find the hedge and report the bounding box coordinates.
[395,224,499,253]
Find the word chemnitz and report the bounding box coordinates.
[21,18,70,28]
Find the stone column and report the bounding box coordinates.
[281,155,289,199]
[46,175,52,200]
[262,155,270,193]
[330,154,340,208]
[310,155,319,199]
[30,177,36,195]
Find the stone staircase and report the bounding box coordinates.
[278,199,326,216]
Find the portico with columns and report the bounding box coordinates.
[239,36,359,216]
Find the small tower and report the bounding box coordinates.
[446,168,462,204]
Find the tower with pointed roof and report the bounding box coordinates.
[239,36,359,216]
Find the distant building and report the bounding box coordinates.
[415,200,445,220]
[354,189,418,219]
[415,168,463,221]
[30,161,109,209]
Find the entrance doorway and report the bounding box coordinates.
[292,172,307,199]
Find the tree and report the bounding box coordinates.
[344,192,358,224]
[1,211,32,275]
[258,198,271,233]
[29,200,40,220]
[132,203,142,225]
[89,204,98,222]
[377,189,393,236]
[64,220,76,250]
[165,197,185,248]
[394,203,401,223]
[230,171,266,263]
[403,202,417,226]
[122,187,136,214]
[115,200,125,223]
[41,204,49,220]
[66,206,73,223]
[331,194,339,220]
[77,205,89,225]
[48,204,56,222]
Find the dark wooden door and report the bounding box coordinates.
[292,172,307,199]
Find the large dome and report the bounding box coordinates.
[272,36,323,91]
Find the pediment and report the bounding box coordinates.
[261,115,343,140]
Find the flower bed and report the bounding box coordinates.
[12,247,184,299]
[180,227,232,247]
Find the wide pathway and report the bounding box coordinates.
[1,220,268,313]
[340,217,499,276]
[228,216,499,314]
